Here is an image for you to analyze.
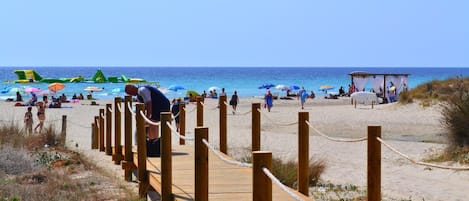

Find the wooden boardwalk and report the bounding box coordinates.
[136,145,312,201]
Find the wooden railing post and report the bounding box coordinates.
[253,151,272,201]
[219,95,227,154]
[179,102,186,145]
[161,112,173,201]
[99,109,105,152]
[92,118,98,149]
[113,97,124,164]
[298,112,309,195]
[368,126,381,201]
[136,103,148,198]
[61,115,67,147]
[105,104,112,156]
[195,127,208,201]
[197,97,204,127]
[252,103,261,152]
[122,96,133,181]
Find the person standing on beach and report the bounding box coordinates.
[34,101,45,133]
[229,90,239,114]
[171,98,181,132]
[125,84,170,140]
[24,106,33,134]
[264,90,273,112]
[297,86,308,109]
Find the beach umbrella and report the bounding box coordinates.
[319,85,334,90]
[39,89,54,96]
[48,83,65,92]
[258,83,275,89]
[208,86,219,92]
[275,84,290,91]
[84,86,103,92]
[168,85,185,92]
[7,87,25,94]
[25,87,41,93]
[186,90,199,97]
[289,85,300,90]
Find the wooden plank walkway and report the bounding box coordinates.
[134,145,312,201]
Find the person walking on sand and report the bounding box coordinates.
[125,84,170,144]
[171,98,181,132]
[24,106,33,134]
[297,86,308,109]
[229,90,239,114]
[34,101,46,133]
[264,90,273,112]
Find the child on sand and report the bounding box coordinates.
[24,106,33,134]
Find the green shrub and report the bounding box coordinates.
[441,81,469,148]
[398,91,412,104]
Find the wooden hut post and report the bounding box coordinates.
[99,109,105,152]
[298,112,309,195]
[219,95,227,154]
[136,103,148,198]
[179,102,186,145]
[113,97,124,164]
[122,96,134,181]
[253,151,272,201]
[197,96,204,127]
[368,126,381,201]
[161,112,173,201]
[195,127,209,201]
[252,103,261,152]
[105,104,112,156]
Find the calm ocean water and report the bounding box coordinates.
[1,67,469,100]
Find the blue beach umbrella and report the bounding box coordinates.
[168,85,185,92]
[289,85,300,90]
[258,83,275,89]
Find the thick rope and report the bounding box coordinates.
[166,122,194,141]
[377,137,469,170]
[236,109,252,116]
[107,107,113,113]
[127,102,136,116]
[201,139,252,168]
[139,110,161,126]
[185,106,197,113]
[116,103,122,113]
[305,121,368,142]
[257,109,298,126]
[261,167,305,201]
[172,111,180,121]
[100,113,105,119]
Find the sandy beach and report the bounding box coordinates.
[2,96,468,200]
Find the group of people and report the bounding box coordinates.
[23,100,46,134]
[264,86,312,111]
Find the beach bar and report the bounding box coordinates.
[349,71,410,103]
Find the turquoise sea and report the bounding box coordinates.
[1,67,469,100]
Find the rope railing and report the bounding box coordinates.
[261,167,305,201]
[100,113,105,119]
[305,120,368,142]
[236,109,252,115]
[116,103,122,112]
[107,107,113,113]
[377,137,469,170]
[172,111,180,121]
[185,105,197,113]
[257,108,298,126]
[166,122,194,141]
[201,139,252,168]
[139,110,161,126]
[127,102,136,116]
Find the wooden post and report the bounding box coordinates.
[253,151,272,201]
[219,95,227,154]
[161,112,173,201]
[61,115,67,147]
[354,99,357,108]
[122,96,133,181]
[197,96,203,127]
[372,101,374,109]
[368,126,381,201]
[179,102,186,145]
[91,122,97,149]
[136,103,148,198]
[195,127,208,201]
[113,97,124,164]
[93,116,99,149]
[99,109,105,152]
[105,104,112,156]
[252,103,261,152]
[298,112,309,195]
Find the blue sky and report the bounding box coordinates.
[1,1,468,67]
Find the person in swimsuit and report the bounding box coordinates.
[34,101,46,133]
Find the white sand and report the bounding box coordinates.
[2,97,468,200]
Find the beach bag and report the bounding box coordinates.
[146,138,161,157]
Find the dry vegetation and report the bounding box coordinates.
[399,76,469,164]
[0,123,140,201]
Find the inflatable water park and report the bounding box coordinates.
[13,69,147,83]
